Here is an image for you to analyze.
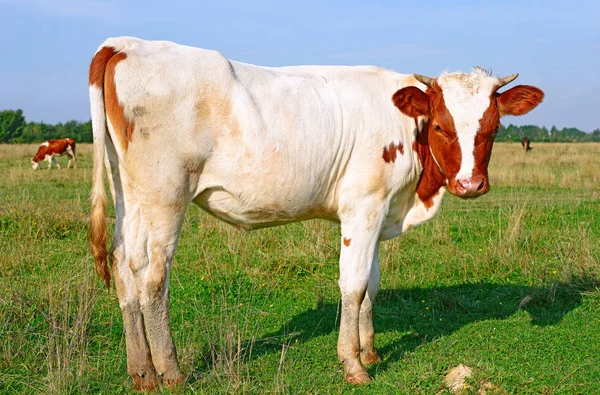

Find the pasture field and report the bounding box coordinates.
[1,143,599,394]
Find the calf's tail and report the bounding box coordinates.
[87,45,121,288]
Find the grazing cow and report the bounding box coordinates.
[88,37,544,391]
[31,138,77,169]
[521,137,532,152]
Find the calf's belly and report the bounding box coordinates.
[193,188,312,230]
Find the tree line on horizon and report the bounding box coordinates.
[1,108,600,144]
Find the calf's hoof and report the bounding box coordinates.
[361,349,382,366]
[345,371,372,385]
[161,369,186,387]
[340,355,371,385]
[132,370,159,392]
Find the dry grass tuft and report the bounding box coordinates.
[489,142,600,189]
[45,264,100,394]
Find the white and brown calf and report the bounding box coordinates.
[88,37,543,391]
[31,138,77,169]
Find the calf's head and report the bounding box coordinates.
[393,68,543,198]
[31,159,40,170]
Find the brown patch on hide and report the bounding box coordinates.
[195,100,212,119]
[195,87,239,138]
[382,142,404,163]
[343,237,351,246]
[382,143,396,163]
[104,51,135,150]
[426,86,461,181]
[89,46,117,87]
[412,117,447,210]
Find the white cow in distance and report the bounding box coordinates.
[88,36,544,391]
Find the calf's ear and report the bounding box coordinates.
[497,85,544,116]
[392,86,430,118]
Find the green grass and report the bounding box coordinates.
[1,143,599,394]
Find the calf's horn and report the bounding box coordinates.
[413,74,435,88]
[497,73,519,88]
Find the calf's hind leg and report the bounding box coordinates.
[112,235,160,391]
[107,159,159,391]
[128,200,188,387]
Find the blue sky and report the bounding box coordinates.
[0,0,598,131]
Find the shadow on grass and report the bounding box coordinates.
[244,277,598,377]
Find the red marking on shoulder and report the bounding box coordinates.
[343,237,351,247]
[89,46,117,87]
[382,142,404,163]
[382,143,396,163]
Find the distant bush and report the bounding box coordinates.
[0,109,92,144]
[1,109,599,144]
[496,124,600,142]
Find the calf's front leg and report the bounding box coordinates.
[338,203,385,384]
[359,243,382,366]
